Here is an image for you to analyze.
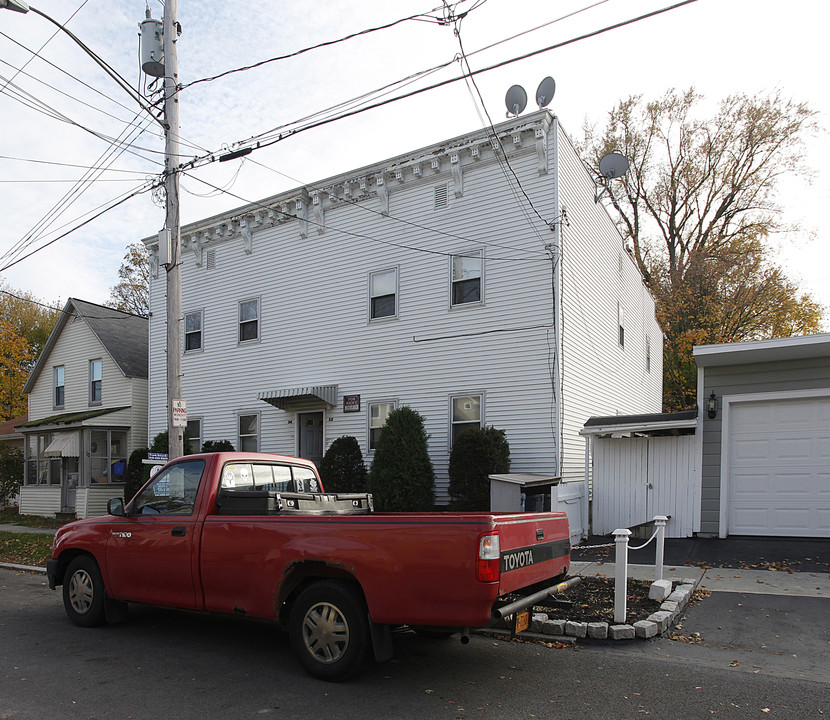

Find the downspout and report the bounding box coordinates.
[550,113,562,479]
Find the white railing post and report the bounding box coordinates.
[653,515,668,582]
[613,528,631,624]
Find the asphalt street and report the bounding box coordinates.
[1,566,828,719]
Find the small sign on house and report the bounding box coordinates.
[343,395,360,413]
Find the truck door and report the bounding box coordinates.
[105,458,206,609]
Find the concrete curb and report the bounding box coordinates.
[516,574,702,644]
[0,562,46,574]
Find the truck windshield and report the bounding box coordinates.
[132,459,206,515]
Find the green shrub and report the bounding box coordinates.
[368,407,434,512]
[448,426,511,511]
[319,436,367,493]
[125,447,149,503]
[0,445,23,508]
[201,439,235,452]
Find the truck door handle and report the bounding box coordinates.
[171,526,187,537]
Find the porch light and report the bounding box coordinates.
[706,391,718,419]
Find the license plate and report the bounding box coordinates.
[514,610,529,634]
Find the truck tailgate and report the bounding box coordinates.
[494,512,570,595]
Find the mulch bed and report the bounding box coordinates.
[530,574,659,624]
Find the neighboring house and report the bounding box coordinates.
[17,299,148,519]
[695,334,830,538]
[0,414,26,508]
[0,414,26,453]
[582,333,830,540]
[144,110,662,502]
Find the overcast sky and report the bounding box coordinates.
[2,0,828,324]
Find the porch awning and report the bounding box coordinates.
[257,385,338,410]
[43,431,80,458]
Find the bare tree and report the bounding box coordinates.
[108,242,149,316]
[583,89,823,409]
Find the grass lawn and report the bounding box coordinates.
[0,531,53,567]
[0,508,65,529]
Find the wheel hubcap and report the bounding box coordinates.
[68,569,94,614]
[301,601,350,664]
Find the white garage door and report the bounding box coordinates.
[727,395,830,537]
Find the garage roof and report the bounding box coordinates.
[694,333,830,368]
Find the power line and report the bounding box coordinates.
[181,0,699,173]
[180,170,547,266]
[178,3,458,92]
[0,180,156,273]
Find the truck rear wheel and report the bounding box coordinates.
[288,580,369,681]
[62,555,106,627]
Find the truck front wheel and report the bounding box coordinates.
[62,555,106,627]
[288,580,369,681]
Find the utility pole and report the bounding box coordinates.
[163,0,183,460]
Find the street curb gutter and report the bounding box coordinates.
[0,562,46,574]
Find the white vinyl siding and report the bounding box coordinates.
[146,112,663,502]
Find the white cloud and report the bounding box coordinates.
[1,0,828,320]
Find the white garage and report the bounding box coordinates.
[695,334,830,539]
[724,393,830,537]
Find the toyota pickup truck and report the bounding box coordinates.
[46,451,572,680]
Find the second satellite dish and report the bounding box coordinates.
[505,85,528,117]
[599,152,630,179]
[536,77,556,108]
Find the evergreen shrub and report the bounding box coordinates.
[368,407,434,512]
[448,426,510,511]
[319,436,367,494]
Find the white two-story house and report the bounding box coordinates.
[144,110,662,502]
[19,299,148,518]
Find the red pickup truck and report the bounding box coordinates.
[46,452,572,680]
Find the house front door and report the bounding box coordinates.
[298,412,324,467]
[62,458,79,512]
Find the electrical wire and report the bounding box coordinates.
[239,155,543,259]
[1,111,159,267]
[0,180,157,273]
[180,170,547,266]
[179,3,459,92]
[25,3,163,128]
[181,0,699,174]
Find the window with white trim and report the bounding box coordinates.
[186,418,202,454]
[54,366,65,408]
[451,251,482,306]
[369,401,396,450]
[369,269,397,320]
[238,413,259,451]
[89,359,102,404]
[451,394,482,444]
[184,310,203,351]
[239,299,259,342]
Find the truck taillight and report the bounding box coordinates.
[476,532,500,583]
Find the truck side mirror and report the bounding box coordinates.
[107,498,126,517]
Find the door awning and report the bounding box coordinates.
[257,385,338,410]
[43,431,80,458]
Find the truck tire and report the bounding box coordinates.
[289,580,369,681]
[62,555,106,628]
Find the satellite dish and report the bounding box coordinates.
[599,151,630,179]
[505,85,528,117]
[536,76,556,108]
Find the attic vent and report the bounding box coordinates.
[206,249,216,271]
[434,183,449,210]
